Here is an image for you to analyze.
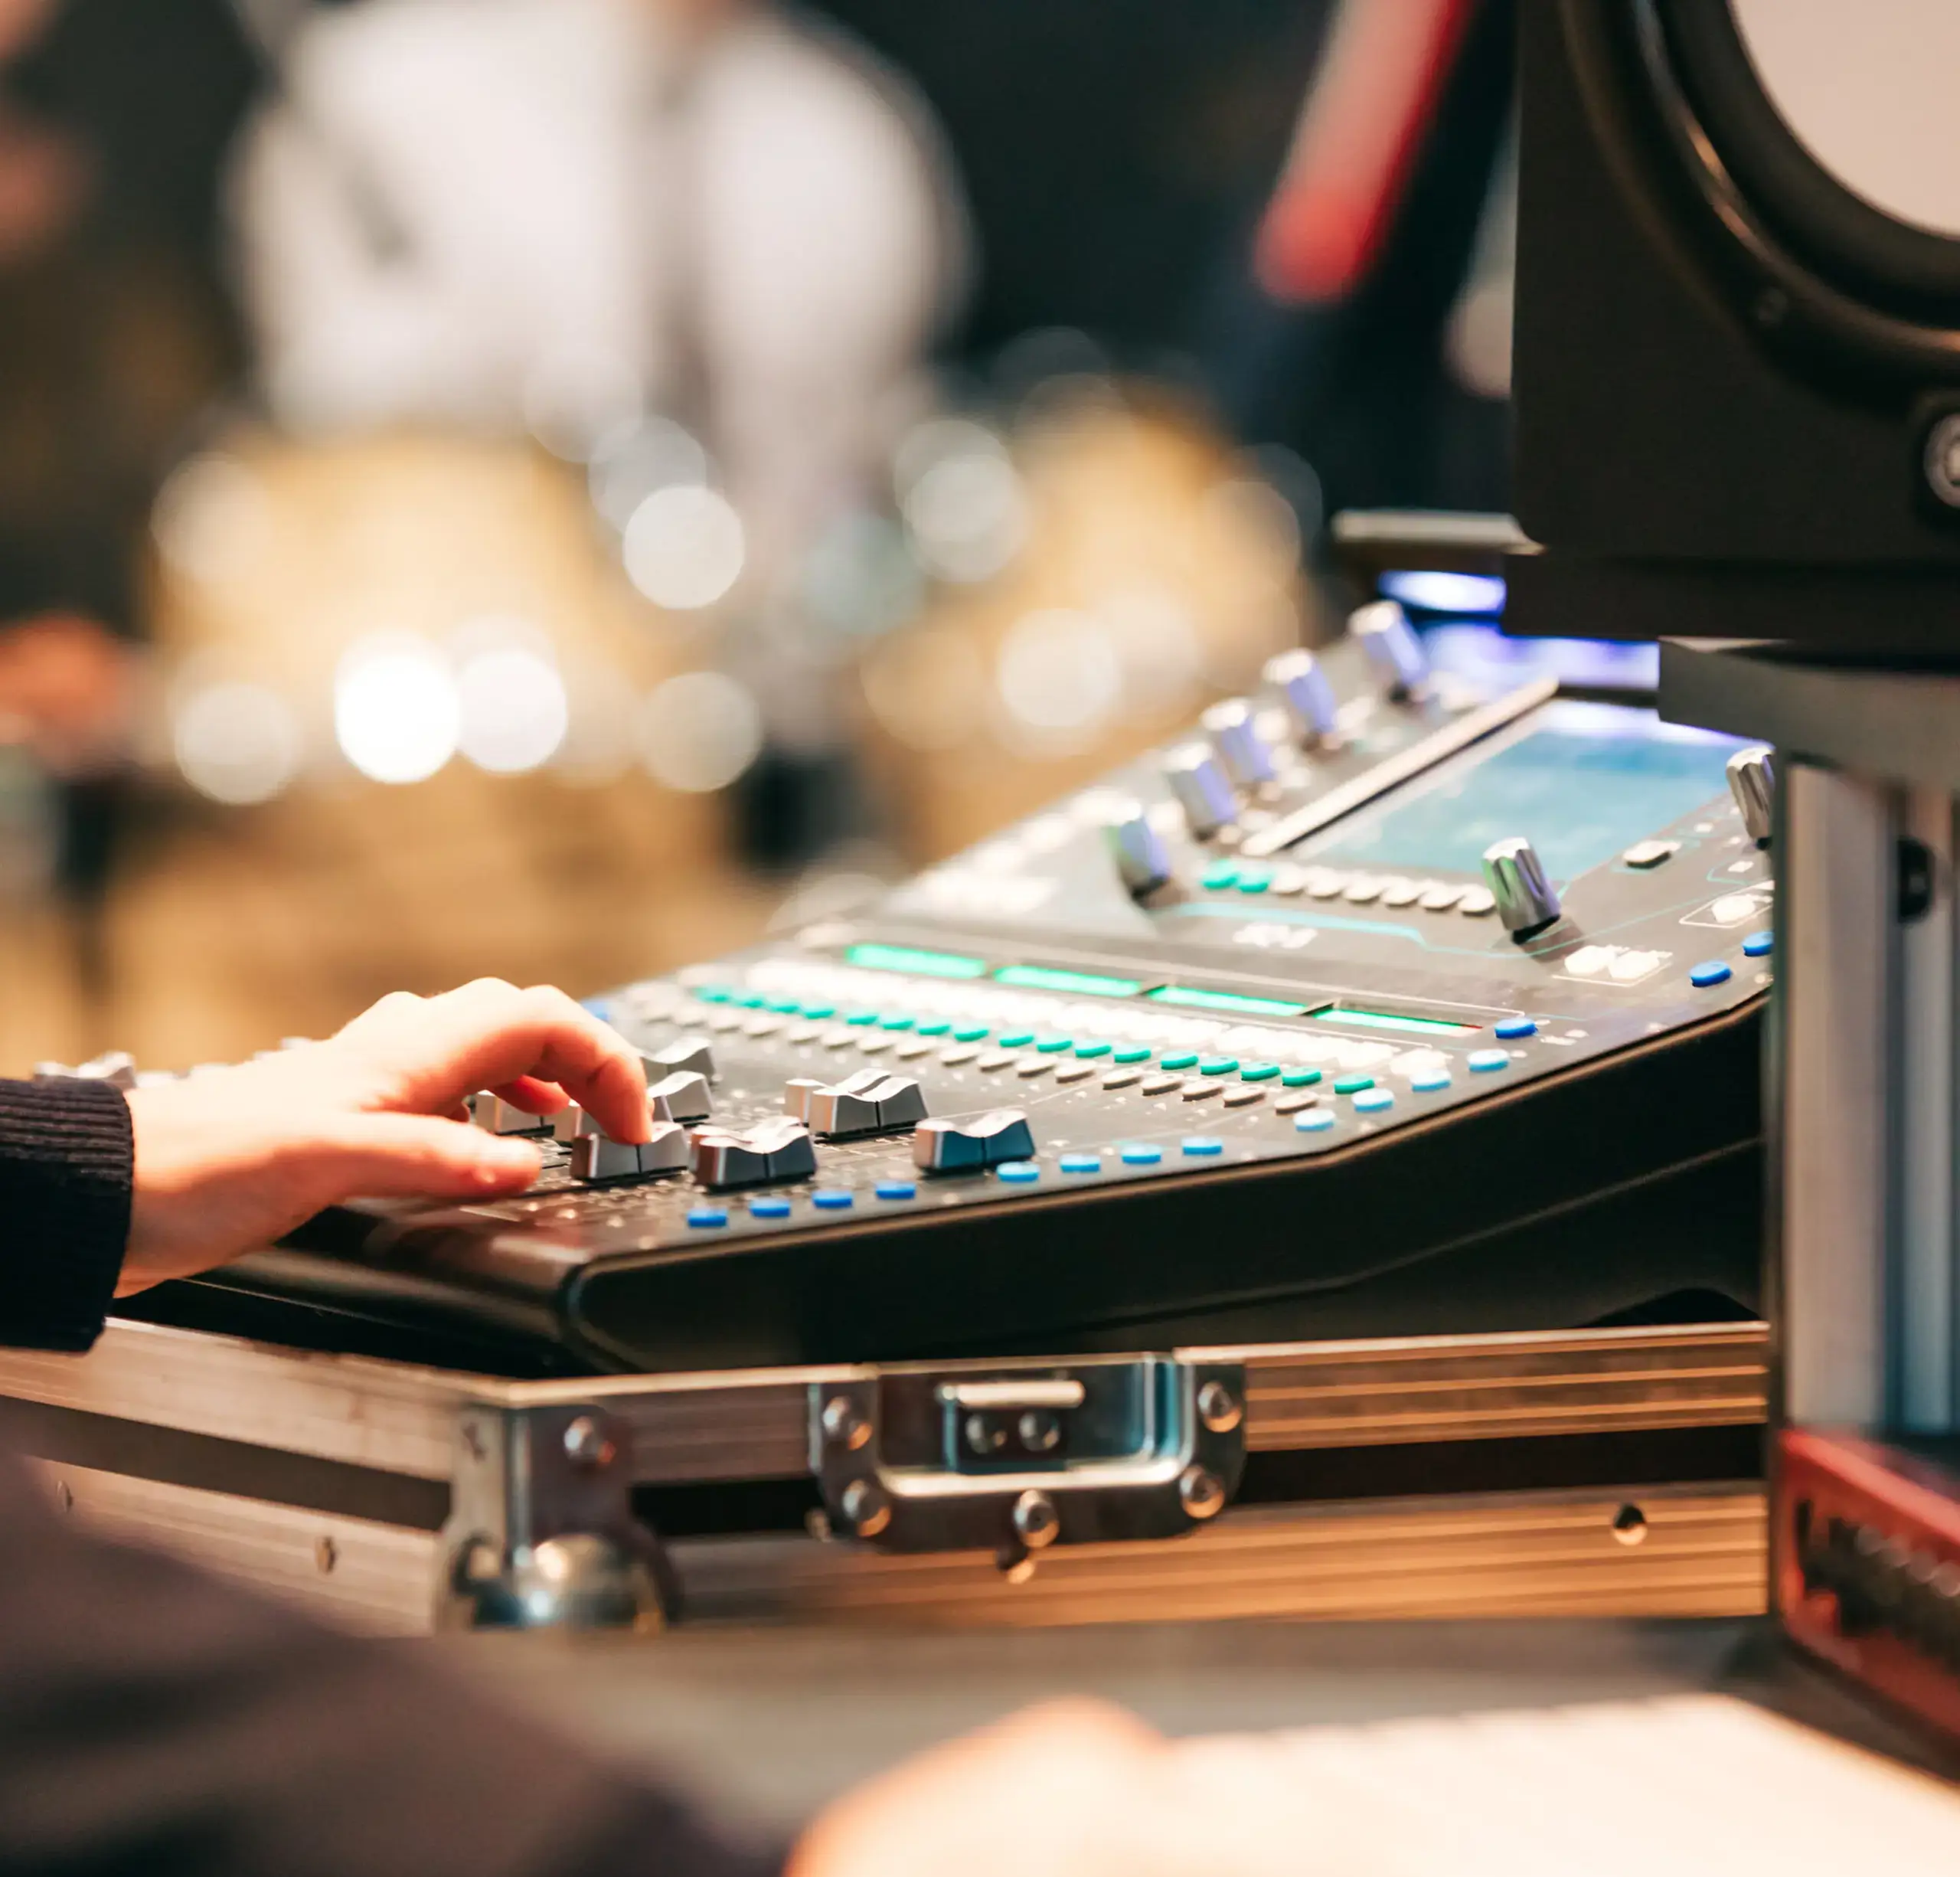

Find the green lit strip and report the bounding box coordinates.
[1147,986,1308,1019]
[1312,1007,1481,1038]
[844,943,988,980]
[994,965,1143,999]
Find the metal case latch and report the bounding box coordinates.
[811,1355,1247,1565]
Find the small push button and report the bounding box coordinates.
[1689,961,1733,987]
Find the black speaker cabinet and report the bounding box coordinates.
[1511,2,1960,647]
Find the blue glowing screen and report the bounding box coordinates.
[1311,701,1744,885]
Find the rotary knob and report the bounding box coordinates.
[646,1070,713,1123]
[688,1117,818,1189]
[570,1121,691,1183]
[1726,745,1775,846]
[1162,743,1237,839]
[1200,698,1276,788]
[799,1068,929,1139]
[642,1037,716,1082]
[1263,649,1339,744]
[1481,837,1563,939]
[1102,800,1172,898]
[913,1108,1036,1173]
[1351,600,1429,699]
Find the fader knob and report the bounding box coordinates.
[570,1120,691,1182]
[647,1070,713,1123]
[1726,745,1775,846]
[689,1117,818,1189]
[643,1037,716,1083]
[1102,800,1172,898]
[1200,698,1276,788]
[804,1069,929,1139]
[1263,649,1339,744]
[1351,600,1429,699]
[1481,837,1563,939]
[913,1108,1036,1173]
[1163,744,1237,839]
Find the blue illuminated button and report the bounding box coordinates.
[1334,1075,1374,1095]
[1034,1036,1074,1053]
[1073,1041,1112,1058]
[1182,1136,1224,1156]
[749,1197,792,1219]
[874,1180,917,1202]
[1199,1057,1240,1077]
[998,1031,1036,1049]
[953,1025,991,1042]
[1161,1051,1200,1071]
[997,1161,1041,1184]
[1200,862,1241,891]
[1494,1018,1537,1041]
[1112,1046,1154,1064]
[1060,1153,1102,1174]
[878,1014,916,1031]
[1467,1049,1511,1073]
[916,1020,951,1037]
[1119,1144,1163,1166]
[1240,1063,1280,1081]
[1295,1110,1336,1133]
[1689,961,1733,988]
[687,1206,729,1229]
[1742,930,1772,959]
[845,1010,879,1026]
[811,1189,854,1209]
[1353,1087,1394,1113]
[1412,1071,1452,1094]
[582,997,612,1021]
[1281,1068,1322,1088]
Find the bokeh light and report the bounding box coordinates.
[639,669,763,792]
[151,453,277,590]
[623,485,746,610]
[172,682,302,806]
[896,419,1027,584]
[333,635,460,784]
[995,608,1122,746]
[588,417,711,531]
[456,645,570,774]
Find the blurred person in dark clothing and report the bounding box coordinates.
[0,978,1329,1877]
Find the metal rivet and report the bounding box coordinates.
[315,1535,338,1575]
[1178,1466,1226,1520]
[1196,1378,1243,1434]
[563,1415,616,1471]
[822,1395,871,1451]
[1012,1488,1061,1550]
[841,1478,892,1539]
[1612,1503,1648,1547]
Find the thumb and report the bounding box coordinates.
[305,1112,542,1206]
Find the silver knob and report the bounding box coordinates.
[802,1069,929,1139]
[570,1121,691,1182]
[1263,648,1339,743]
[688,1116,817,1189]
[642,1037,716,1083]
[1163,743,1236,839]
[552,1103,601,1143]
[1200,698,1276,788]
[471,1093,549,1136]
[1351,599,1429,698]
[1481,837,1563,938]
[1102,800,1172,898]
[1726,745,1775,845]
[646,1070,712,1123]
[913,1108,1036,1173]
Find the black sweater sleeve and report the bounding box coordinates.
[0,1076,132,1350]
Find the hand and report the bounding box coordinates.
[119,979,651,1295]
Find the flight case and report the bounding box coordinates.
[0,1316,1769,1635]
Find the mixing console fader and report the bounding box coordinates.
[182,604,1775,1372]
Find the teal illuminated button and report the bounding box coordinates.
[811,1189,854,1209]
[1235,867,1272,895]
[1412,1071,1452,1093]
[687,1205,729,1228]
[1112,1046,1153,1064]
[1199,1057,1240,1077]
[1181,1136,1224,1156]
[1073,1041,1112,1058]
[1353,1087,1394,1113]
[1334,1075,1374,1095]
[694,986,733,1003]
[1295,1110,1335,1133]
[996,1161,1040,1184]
[1467,1049,1510,1072]
[1240,1063,1280,1081]
[733,992,768,1009]
[1689,961,1733,987]
[953,1025,990,1042]
[998,1031,1036,1049]
[1742,930,1772,959]
[1034,1036,1074,1053]
[749,1197,792,1218]
[764,998,801,1015]
[878,1014,915,1031]
[802,1004,835,1020]
[845,1010,879,1026]
[1200,862,1241,891]
[1119,1144,1163,1166]
[1280,1068,1322,1088]
[1161,1051,1200,1071]
[1060,1153,1102,1174]
[916,1020,951,1036]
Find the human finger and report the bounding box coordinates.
[294,1111,542,1208]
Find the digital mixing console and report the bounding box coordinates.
[170,603,1776,1373]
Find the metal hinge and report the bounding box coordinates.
[809,1354,1248,1568]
